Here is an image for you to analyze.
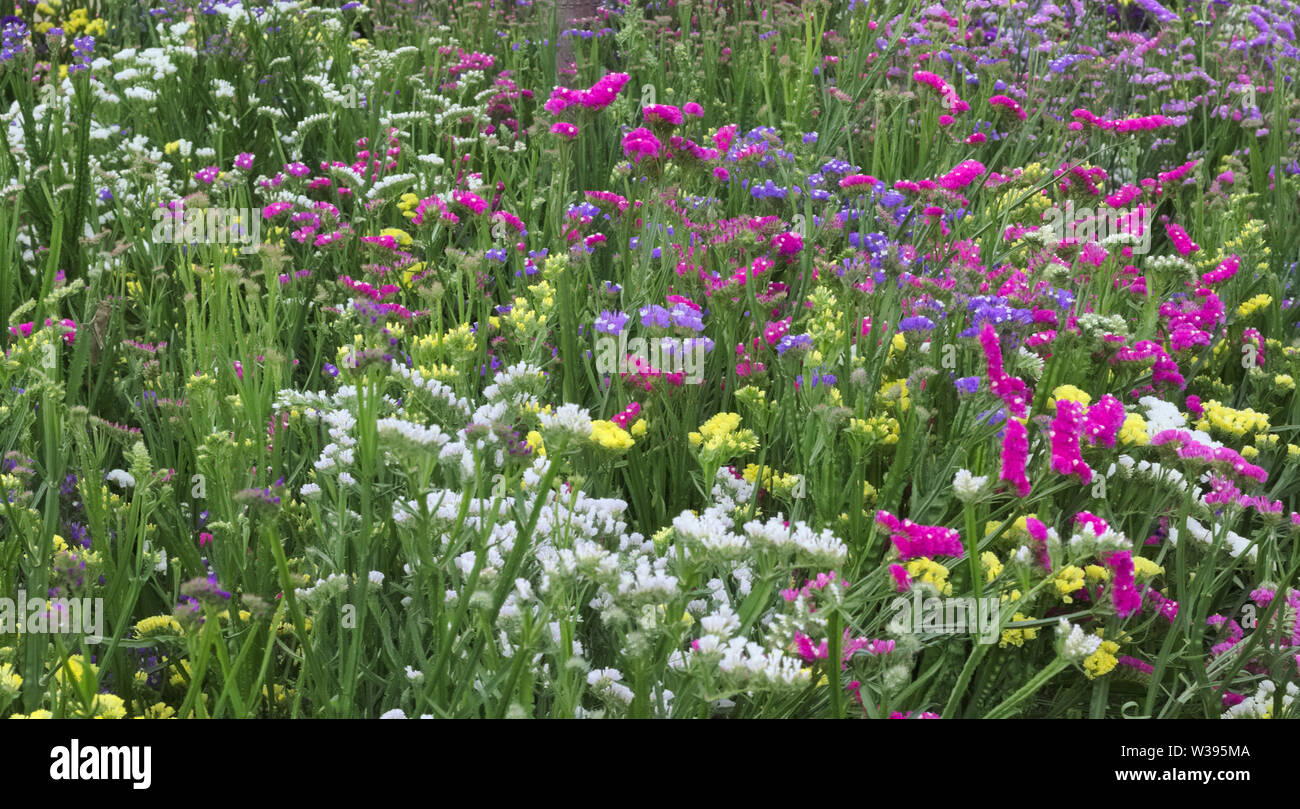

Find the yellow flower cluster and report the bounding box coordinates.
[905,557,953,596]
[1085,564,1110,583]
[0,663,21,699]
[135,615,184,638]
[64,8,107,36]
[1236,294,1273,318]
[689,412,759,462]
[806,287,844,353]
[1196,400,1269,437]
[1053,566,1086,602]
[999,612,1038,648]
[1083,640,1121,679]
[1276,375,1295,391]
[741,464,802,497]
[847,414,901,446]
[876,379,911,412]
[1132,556,1164,580]
[981,551,1003,583]
[590,420,635,452]
[1050,384,1092,409]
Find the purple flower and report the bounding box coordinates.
[955,376,981,394]
[776,333,814,356]
[639,304,671,329]
[594,310,630,335]
[899,316,935,332]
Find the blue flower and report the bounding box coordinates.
[595,310,630,335]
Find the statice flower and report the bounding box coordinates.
[594,309,629,335]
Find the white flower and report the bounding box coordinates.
[405,666,424,684]
[952,468,988,502]
[1057,618,1102,662]
[378,709,407,719]
[105,469,136,489]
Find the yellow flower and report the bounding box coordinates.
[999,613,1038,648]
[589,420,634,452]
[83,693,127,719]
[1083,640,1120,679]
[1132,557,1164,580]
[1085,564,1110,583]
[1236,294,1273,318]
[891,332,907,353]
[630,419,647,437]
[164,140,182,156]
[905,557,953,596]
[1053,566,1086,602]
[379,227,413,246]
[0,663,21,699]
[525,430,545,457]
[1118,412,1150,446]
[9,710,53,719]
[138,702,175,719]
[981,551,1003,583]
[135,615,184,638]
[1050,384,1092,409]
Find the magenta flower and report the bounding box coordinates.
[621,127,662,161]
[683,101,704,117]
[233,152,254,171]
[642,104,683,127]
[1049,399,1093,484]
[1103,551,1141,618]
[999,417,1032,497]
[550,121,578,139]
[876,510,963,561]
[770,231,803,256]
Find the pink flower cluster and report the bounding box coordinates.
[1103,550,1142,618]
[978,323,1030,417]
[999,417,1032,497]
[876,510,964,561]
[1049,400,1093,484]
[913,70,969,112]
[988,94,1027,121]
[543,72,630,114]
[1149,430,1268,483]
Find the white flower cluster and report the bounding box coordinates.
[1057,618,1102,662]
[1167,516,1257,562]
[952,468,989,502]
[105,469,136,489]
[1067,522,1131,556]
[1222,680,1297,718]
[586,668,634,705]
[741,514,848,567]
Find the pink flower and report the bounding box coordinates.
[889,563,912,592]
[838,173,878,189]
[1049,399,1093,484]
[875,510,964,561]
[550,121,578,139]
[233,152,255,171]
[999,417,1032,497]
[1082,394,1125,447]
[451,190,488,215]
[988,94,1027,121]
[199,532,214,548]
[642,104,684,127]
[621,127,662,161]
[683,101,704,117]
[770,231,803,256]
[1103,551,1141,618]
